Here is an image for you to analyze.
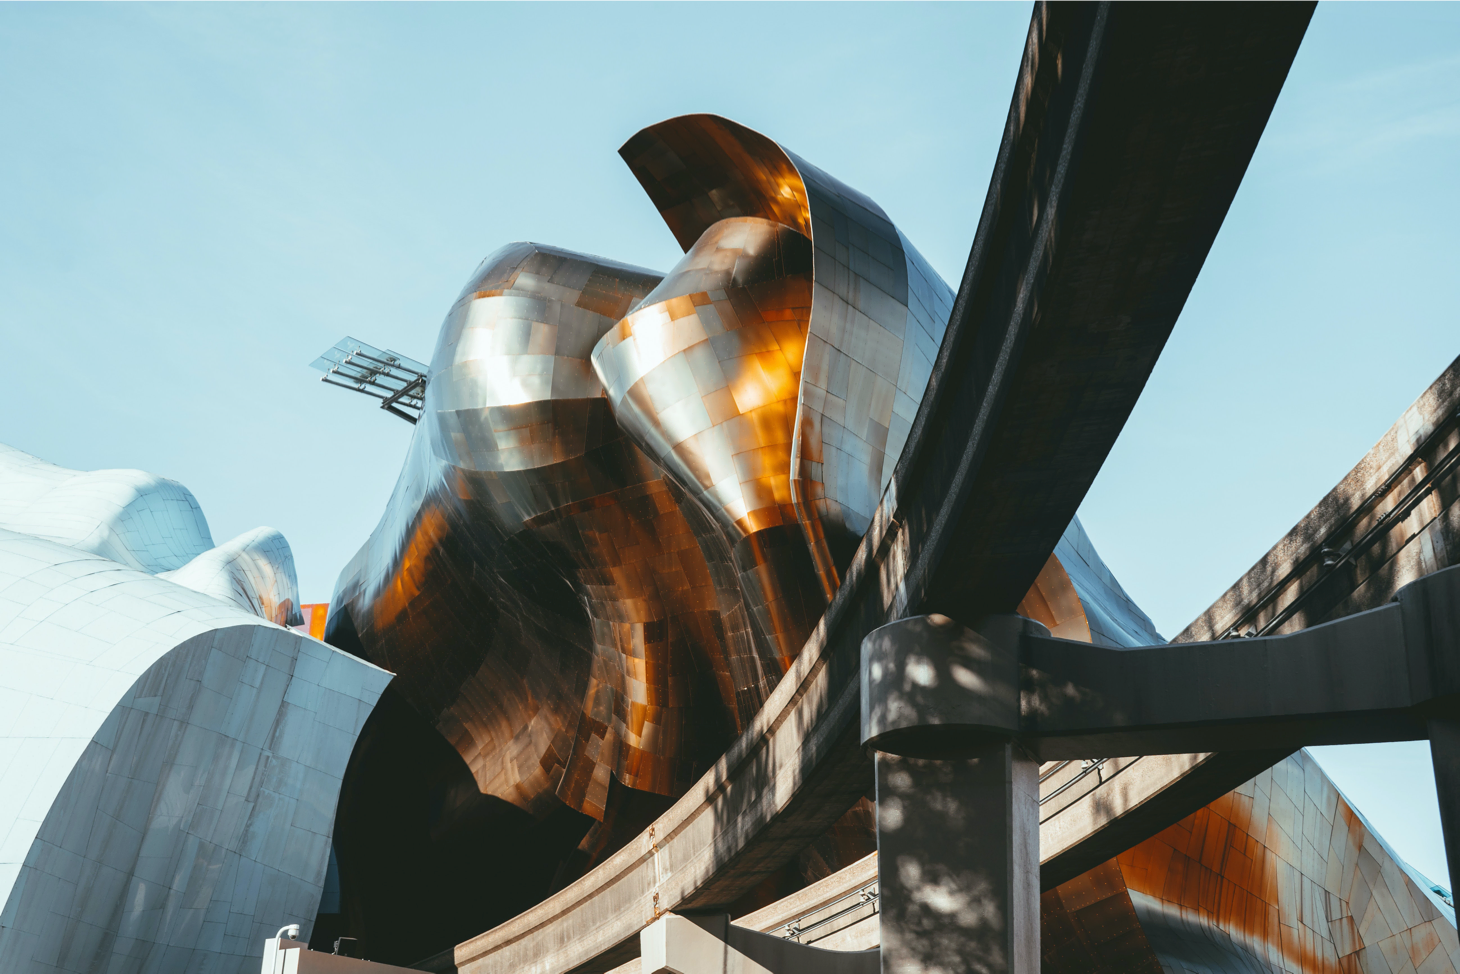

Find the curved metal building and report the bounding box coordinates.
[320,114,1162,963]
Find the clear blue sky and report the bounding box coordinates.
[3,3,1458,888]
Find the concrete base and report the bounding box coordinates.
[639,914,878,974]
[261,938,421,973]
[875,749,1039,974]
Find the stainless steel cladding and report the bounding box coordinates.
[323,117,1159,958]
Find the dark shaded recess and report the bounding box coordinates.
[753,225,813,285]
[694,797,879,923]
[618,116,811,250]
[669,476,783,731]
[1041,860,1163,974]
[317,685,595,968]
[731,523,827,662]
[322,605,369,663]
[314,650,739,968]
[573,776,676,874]
[317,508,742,966]
[575,639,740,868]
[673,638,741,786]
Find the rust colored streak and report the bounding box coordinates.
[370,504,451,633]
[1096,750,1453,974]
[1045,752,1460,973]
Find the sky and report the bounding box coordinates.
[2,3,1458,888]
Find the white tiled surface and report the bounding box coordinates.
[0,445,392,973]
[0,444,213,575]
[1,443,304,633]
[160,527,303,629]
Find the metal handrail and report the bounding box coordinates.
[1039,760,1073,783]
[1253,431,1460,637]
[1038,758,1107,806]
[1219,407,1460,640]
[781,879,879,943]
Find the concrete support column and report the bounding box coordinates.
[1429,717,1460,895]
[874,746,1040,974]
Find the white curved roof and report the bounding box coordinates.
[0,445,391,972]
[0,443,213,574]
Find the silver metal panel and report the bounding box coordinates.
[0,446,390,974]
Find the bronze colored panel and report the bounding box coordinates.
[594,217,824,666]
[332,115,973,963]
[330,242,783,827]
[1016,552,1093,642]
[620,114,954,600]
[618,114,810,251]
[1041,859,1162,974]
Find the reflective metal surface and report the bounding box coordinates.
[325,113,1167,965]
[0,441,213,573]
[446,7,1335,971]
[159,524,305,627]
[325,240,825,962]
[593,217,822,666]
[330,116,972,852]
[621,114,955,596]
[1044,750,1459,974]
[330,242,783,823]
[0,443,390,974]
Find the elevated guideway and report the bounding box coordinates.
[453,4,1316,972]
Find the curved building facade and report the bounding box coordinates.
[10,8,1451,972]
[617,114,956,597]
[1044,749,1458,974]
[320,114,1164,965]
[0,445,390,973]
